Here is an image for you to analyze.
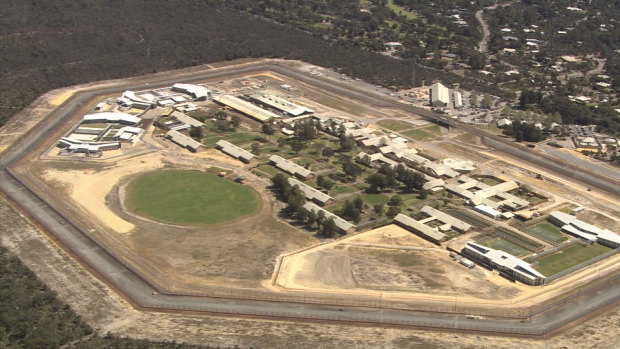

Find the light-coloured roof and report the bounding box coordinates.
[421,206,471,232]
[83,112,141,125]
[269,155,314,178]
[430,83,450,105]
[463,242,545,281]
[213,95,280,122]
[474,204,502,217]
[122,90,153,104]
[426,162,459,178]
[303,202,355,232]
[250,92,314,116]
[215,140,255,161]
[394,213,445,242]
[550,211,620,246]
[288,178,333,204]
[442,158,476,172]
[170,111,203,128]
[166,130,203,150]
[172,83,210,99]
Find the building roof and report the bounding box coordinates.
[172,83,210,100]
[442,158,476,172]
[421,206,471,232]
[216,140,255,161]
[289,178,333,204]
[549,211,620,246]
[213,95,280,122]
[269,155,314,178]
[250,92,314,116]
[83,112,141,126]
[394,213,445,242]
[463,242,545,280]
[474,204,502,218]
[303,202,355,232]
[170,111,204,128]
[430,83,450,105]
[166,130,203,150]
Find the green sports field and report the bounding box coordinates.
[535,244,612,277]
[524,221,569,243]
[376,119,414,131]
[126,170,261,225]
[482,237,530,257]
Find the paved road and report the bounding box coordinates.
[1,61,619,335]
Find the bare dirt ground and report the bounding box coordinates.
[2,195,619,348]
[276,225,524,300]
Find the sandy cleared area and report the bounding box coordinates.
[275,224,524,300]
[41,154,166,233]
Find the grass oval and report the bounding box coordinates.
[126,170,261,225]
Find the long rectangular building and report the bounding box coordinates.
[303,202,355,233]
[213,95,280,122]
[288,178,333,205]
[269,155,314,179]
[393,213,445,244]
[83,112,141,126]
[548,211,620,248]
[215,140,255,163]
[421,206,471,232]
[429,82,450,107]
[250,92,314,116]
[461,242,545,286]
[166,130,203,152]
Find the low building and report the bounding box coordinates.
[393,213,445,245]
[461,242,545,286]
[170,111,204,128]
[548,211,620,248]
[172,83,210,101]
[250,92,314,116]
[82,112,141,126]
[497,118,513,127]
[166,130,203,152]
[453,91,463,108]
[269,155,314,179]
[421,206,471,232]
[213,95,280,123]
[303,202,355,234]
[288,178,333,206]
[215,140,255,163]
[474,204,502,219]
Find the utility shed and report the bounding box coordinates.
[393,213,445,244]
[303,202,355,233]
[269,155,314,179]
[215,140,255,163]
[288,178,333,205]
[166,130,203,152]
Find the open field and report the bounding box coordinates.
[401,125,441,140]
[482,237,530,257]
[535,244,612,277]
[376,119,414,131]
[126,170,260,226]
[524,221,569,244]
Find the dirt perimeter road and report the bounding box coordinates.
[1,59,619,346]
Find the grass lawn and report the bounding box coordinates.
[228,131,262,144]
[386,0,417,20]
[524,221,569,243]
[330,185,358,195]
[376,119,414,131]
[361,193,391,206]
[126,170,260,225]
[401,125,441,141]
[472,175,504,186]
[252,164,282,178]
[482,238,530,257]
[535,244,612,276]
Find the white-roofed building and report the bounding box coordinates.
[393,213,445,244]
[250,92,314,116]
[548,211,620,248]
[303,202,355,233]
[82,112,141,126]
[120,91,154,109]
[170,111,204,128]
[215,140,256,163]
[288,178,333,206]
[453,91,463,108]
[429,82,450,107]
[166,130,203,152]
[421,206,471,232]
[461,242,545,285]
[214,95,280,122]
[172,83,210,101]
[497,118,513,127]
[442,158,476,173]
[269,155,314,179]
[474,204,502,219]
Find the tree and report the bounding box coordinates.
[189,126,203,140]
[290,141,306,153]
[261,123,275,139]
[373,203,384,217]
[316,175,334,191]
[401,170,425,192]
[251,142,261,155]
[214,119,230,132]
[386,205,401,218]
[481,95,493,109]
[321,147,334,158]
[470,94,478,107]
[294,120,318,143]
[366,173,387,192]
[340,200,361,223]
[353,196,364,211]
[230,115,241,129]
[339,134,356,151]
[342,159,362,180]
[519,89,542,109]
[306,210,317,226]
[320,217,338,237]
[389,195,402,206]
